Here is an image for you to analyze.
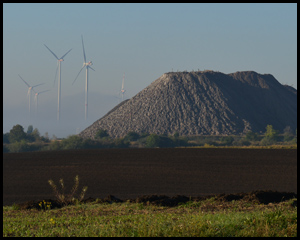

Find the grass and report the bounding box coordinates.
[3,197,297,237]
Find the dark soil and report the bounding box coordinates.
[3,148,297,208]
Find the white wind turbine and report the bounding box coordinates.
[32,89,50,119]
[18,74,44,118]
[44,44,72,122]
[72,35,95,121]
[119,73,126,102]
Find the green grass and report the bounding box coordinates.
[3,198,297,237]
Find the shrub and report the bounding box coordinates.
[245,131,259,141]
[95,129,110,139]
[145,134,175,148]
[113,138,130,148]
[124,131,140,141]
[221,136,234,146]
[48,175,88,206]
[7,140,29,152]
[61,135,85,149]
[46,140,62,151]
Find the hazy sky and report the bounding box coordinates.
[3,3,297,138]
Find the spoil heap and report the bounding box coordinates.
[79,71,297,139]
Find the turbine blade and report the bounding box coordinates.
[60,48,72,59]
[72,66,85,85]
[44,44,59,60]
[32,83,45,88]
[88,66,95,71]
[81,35,86,63]
[38,90,50,94]
[18,74,30,87]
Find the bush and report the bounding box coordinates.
[145,134,175,148]
[124,131,140,141]
[245,131,259,141]
[113,138,130,148]
[61,135,85,149]
[46,140,62,151]
[7,140,30,152]
[95,129,110,139]
[221,136,234,146]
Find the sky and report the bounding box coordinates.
[3,3,297,138]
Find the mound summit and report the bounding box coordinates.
[79,70,297,139]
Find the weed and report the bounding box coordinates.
[38,200,52,210]
[48,175,88,206]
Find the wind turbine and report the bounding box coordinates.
[44,44,72,122]
[18,74,44,117]
[72,35,95,121]
[119,73,126,102]
[33,89,50,119]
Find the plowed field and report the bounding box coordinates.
[3,148,297,206]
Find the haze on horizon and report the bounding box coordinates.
[3,3,297,138]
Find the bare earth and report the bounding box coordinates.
[3,148,297,206]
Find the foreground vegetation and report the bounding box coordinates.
[3,124,297,152]
[3,197,297,237]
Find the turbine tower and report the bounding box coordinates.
[72,35,95,121]
[120,73,126,102]
[33,89,50,119]
[44,44,72,122]
[18,74,44,118]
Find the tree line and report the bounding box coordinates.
[3,124,297,153]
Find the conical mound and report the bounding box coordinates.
[79,71,297,139]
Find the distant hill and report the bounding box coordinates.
[79,71,297,139]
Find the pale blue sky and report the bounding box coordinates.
[3,3,297,138]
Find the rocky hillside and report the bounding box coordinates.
[79,71,297,139]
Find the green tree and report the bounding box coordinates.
[3,133,10,144]
[145,134,175,148]
[113,138,130,148]
[221,136,234,146]
[261,125,279,145]
[7,140,29,152]
[61,135,85,149]
[283,126,294,142]
[245,131,259,141]
[95,129,109,139]
[44,132,49,140]
[173,132,180,138]
[265,125,278,139]
[47,140,62,151]
[145,134,161,148]
[31,128,41,141]
[124,131,140,141]
[27,125,33,134]
[9,124,27,143]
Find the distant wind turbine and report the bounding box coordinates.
[72,35,95,121]
[18,74,44,118]
[33,89,50,119]
[119,73,126,102]
[44,44,72,122]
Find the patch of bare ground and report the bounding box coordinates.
[4,148,297,207]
